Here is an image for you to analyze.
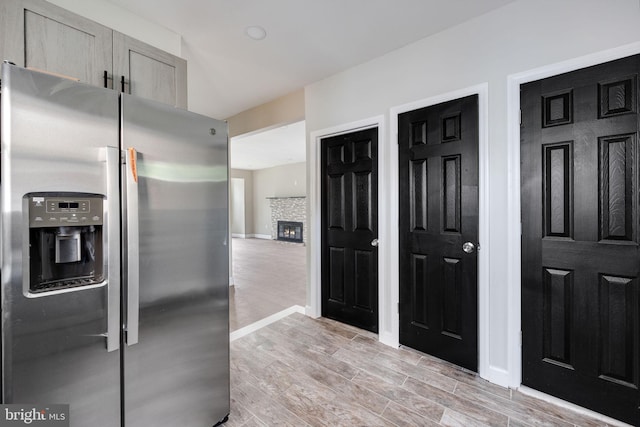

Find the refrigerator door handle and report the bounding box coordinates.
[125,147,140,346]
[106,146,121,352]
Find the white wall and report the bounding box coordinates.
[304,0,640,388]
[253,162,307,237]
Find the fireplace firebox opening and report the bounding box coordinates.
[277,221,303,243]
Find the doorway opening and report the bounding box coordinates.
[228,120,308,331]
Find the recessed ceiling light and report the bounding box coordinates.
[245,26,267,41]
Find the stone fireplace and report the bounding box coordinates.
[268,196,306,244]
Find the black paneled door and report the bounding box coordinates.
[521,54,640,425]
[398,95,479,372]
[321,128,378,332]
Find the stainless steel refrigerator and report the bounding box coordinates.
[0,63,230,426]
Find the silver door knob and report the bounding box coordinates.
[371,238,379,247]
[462,242,475,254]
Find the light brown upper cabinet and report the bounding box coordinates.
[0,0,187,108]
[114,32,187,109]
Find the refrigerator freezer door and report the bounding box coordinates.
[121,94,229,426]
[1,65,121,426]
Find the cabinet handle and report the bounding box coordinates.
[120,76,129,94]
[103,70,113,89]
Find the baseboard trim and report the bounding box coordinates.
[230,305,305,342]
[231,234,272,240]
[517,386,632,427]
[252,234,272,240]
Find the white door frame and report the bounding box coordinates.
[506,41,640,388]
[307,115,387,334]
[389,84,491,379]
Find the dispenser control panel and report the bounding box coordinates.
[24,192,105,295]
[28,196,103,227]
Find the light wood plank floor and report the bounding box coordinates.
[228,313,630,427]
[230,238,306,331]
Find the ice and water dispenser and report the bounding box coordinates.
[25,193,105,294]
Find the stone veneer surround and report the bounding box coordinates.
[268,196,306,244]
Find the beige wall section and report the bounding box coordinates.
[252,162,307,237]
[230,169,255,236]
[226,89,305,138]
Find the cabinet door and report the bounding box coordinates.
[0,0,113,87]
[113,32,187,109]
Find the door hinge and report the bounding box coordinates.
[520,330,523,347]
[397,302,399,314]
[120,150,127,164]
[519,109,522,126]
